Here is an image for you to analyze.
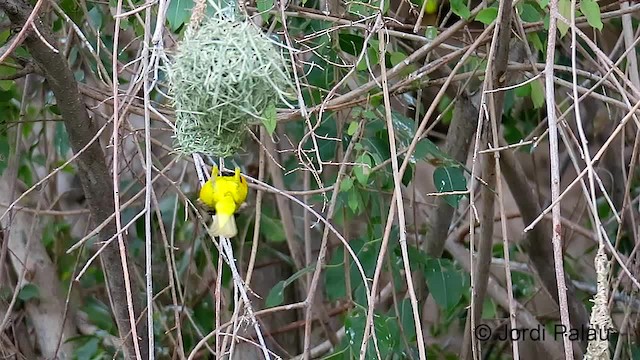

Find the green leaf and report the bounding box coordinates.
[515,82,531,97]
[437,95,454,125]
[530,79,545,109]
[519,3,542,23]
[391,111,417,149]
[0,135,9,176]
[55,122,70,157]
[374,314,397,358]
[262,103,277,136]
[423,258,466,310]
[42,221,70,248]
[449,0,471,19]
[60,0,82,23]
[413,138,457,167]
[527,32,545,53]
[347,121,359,136]
[354,153,373,185]
[260,215,287,243]
[360,135,390,167]
[48,104,61,116]
[265,281,285,307]
[257,0,274,21]
[482,298,497,318]
[75,337,100,360]
[398,298,417,341]
[348,0,373,16]
[557,0,571,37]
[265,266,314,307]
[340,176,354,192]
[389,51,407,67]
[475,7,498,25]
[348,188,360,213]
[323,344,350,359]
[357,46,379,71]
[432,166,467,207]
[325,247,347,301]
[87,5,103,29]
[166,0,194,31]
[580,0,603,30]
[339,33,365,56]
[0,29,9,43]
[0,66,16,91]
[345,309,368,355]
[345,308,399,357]
[18,284,39,301]
[402,163,414,186]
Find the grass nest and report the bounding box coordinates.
[167,17,294,157]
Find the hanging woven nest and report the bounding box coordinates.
[167,16,294,157]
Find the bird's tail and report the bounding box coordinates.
[209,213,238,238]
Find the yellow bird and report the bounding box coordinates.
[198,165,248,238]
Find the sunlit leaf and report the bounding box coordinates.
[557,0,571,37]
[450,0,471,19]
[580,0,603,30]
[354,153,373,185]
[389,51,407,67]
[347,121,359,136]
[476,7,498,25]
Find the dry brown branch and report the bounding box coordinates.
[0,0,147,357]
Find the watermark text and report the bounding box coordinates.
[474,324,614,342]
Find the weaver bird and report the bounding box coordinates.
[198,165,248,238]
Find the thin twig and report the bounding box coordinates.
[142,2,155,357]
[544,0,574,356]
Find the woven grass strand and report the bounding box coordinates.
[168,17,293,157]
[584,246,613,360]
